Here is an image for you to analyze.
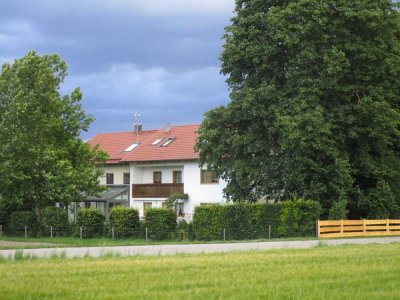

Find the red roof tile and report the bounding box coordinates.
[88,124,200,164]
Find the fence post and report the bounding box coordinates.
[80,226,83,239]
[145,228,148,241]
[268,225,271,240]
[386,219,390,235]
[223,228,226,241]
[50,226,53,239]
[0,225,2,238]
[340,220,343,236]
[112,227,115,240]
[316,220,320,238]
[25,226,27,238]
[363,219,366,236]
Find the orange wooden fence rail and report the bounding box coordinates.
[317,219,400,238]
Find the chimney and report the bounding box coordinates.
[134,124,142,132]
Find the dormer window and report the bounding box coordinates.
[124,143,139,152]
[161,137,175,147]
[151,138,163,145]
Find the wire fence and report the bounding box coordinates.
[0,223,290,241]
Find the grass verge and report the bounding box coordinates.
[0,243,399,299]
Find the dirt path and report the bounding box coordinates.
[1,236,399,260]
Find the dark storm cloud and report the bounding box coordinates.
[0,0,234,139]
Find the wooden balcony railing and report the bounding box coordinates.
[132,183,184,198]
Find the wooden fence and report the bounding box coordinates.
[317,219,400,238]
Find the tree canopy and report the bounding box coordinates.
[0,51,107,221]
[196,0,400,218]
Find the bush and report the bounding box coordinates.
[145,208,176,241]
[176,219,195,240]
[259,203,283,239]
[192,205,226,240]
[40,207,69,237]
[278,199,321,238]
[75,208,105,238]
[109,206,140,238]
[9,211,38,237]
[329,199,349,220]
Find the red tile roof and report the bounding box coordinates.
[88,124,200,164]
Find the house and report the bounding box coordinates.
[84,124,227,220]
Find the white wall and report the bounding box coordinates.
[128,161,226,218]
[99,164,130,185]
[183,162,227,217]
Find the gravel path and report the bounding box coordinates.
[1,236,399,260]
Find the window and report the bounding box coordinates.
[153,171,162,184]
[173,171,182,184]
[151,138,163,145]
[200,170,219,184]
[161,137,175,147]
[143,202,152,215]
[124,143,139,152]
[123,172,130,185]
[106,173,114,185]
[176,202,184,216]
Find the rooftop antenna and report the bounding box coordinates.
[134,112,141,144]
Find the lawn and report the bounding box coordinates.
[0,243,399,299]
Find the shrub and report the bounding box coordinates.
[192,205,226,240]
[177,219,194,240]
[145,208,176,241]
[75,208,105,238]
[109,206,140,238]
[259,203,283,239]
[278,199,321,237]
[9,211,38,237]
[40,207,69,237]
[329,199,349,220]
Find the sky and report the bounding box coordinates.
[0,0,235,139]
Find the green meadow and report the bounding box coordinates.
[1,243,399,299]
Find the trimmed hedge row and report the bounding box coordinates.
[75,208,105,238]
[41,207,69,237]
[109,206,140,238]
[192,200,321,241]
[145,208,176,241]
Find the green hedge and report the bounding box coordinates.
[75,208,105,238]
[277,199,321,237]
[9,211,38,237]
[40,207,69,237]
[145,208,176,241]
[109,206,140,238]
[193,200,319,241]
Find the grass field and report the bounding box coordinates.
[1,243,399,299]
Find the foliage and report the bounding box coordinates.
[145,208,176,241]
[75,208,105,238]
[192,205,226,240]
[9,211,38,237]
[329,199,349,220]
[165,193,189,209]
[196,0,400,218]
[193,201,314,241]
[278,199,321,238]
[108,206,140,238]
[176,219,194,240]
[40,207,69,237]
[0,51,107,223]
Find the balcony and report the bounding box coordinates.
[132,183,184,198]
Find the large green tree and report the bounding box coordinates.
[0,51,107,222]
[196,0,400,218]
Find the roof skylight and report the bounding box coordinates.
[160,137,175,147]
[151,138,163,146]
[123,143,139,152]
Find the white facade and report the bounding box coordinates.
[96,160,227,219]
